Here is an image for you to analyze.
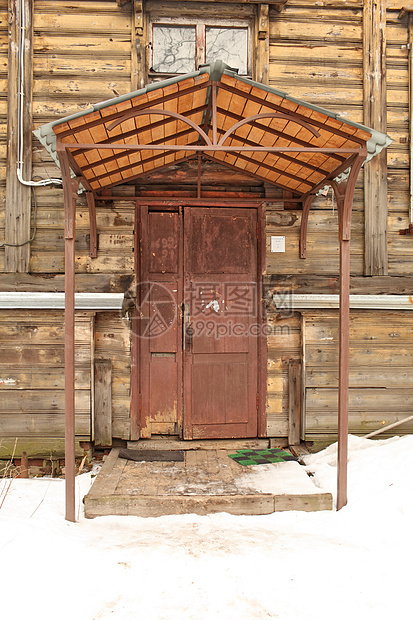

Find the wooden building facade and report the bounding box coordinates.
[0,0,411,464]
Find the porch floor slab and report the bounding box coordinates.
[84,447,333,518]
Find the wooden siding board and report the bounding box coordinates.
[303,311,413,443]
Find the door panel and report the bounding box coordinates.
[139,209,182,438]
[189,213,253,274]
[191,355,249,425]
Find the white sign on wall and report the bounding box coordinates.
[271,236,285,253]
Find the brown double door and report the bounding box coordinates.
[138,205,260,440]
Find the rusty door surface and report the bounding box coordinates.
[183,207,258,439]
[139,207,183,438]
[139,205,259,439]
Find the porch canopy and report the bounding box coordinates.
[34,60,391,521]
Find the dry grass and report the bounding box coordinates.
[0,438,20,510]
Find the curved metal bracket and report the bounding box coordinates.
[299,194,315,259]
[330,153,366,241]
[107,108,213,146]
[217,112,321,147]
[300,153,366,259]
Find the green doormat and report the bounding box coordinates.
[228,448,298,466]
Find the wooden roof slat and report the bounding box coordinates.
[213,124,330,178]
[81,127,195,175]
[219,78,368,145]
[55,76,210,139]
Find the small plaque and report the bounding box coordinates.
[271,236,285,253]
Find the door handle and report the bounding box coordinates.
[183,303,192,352]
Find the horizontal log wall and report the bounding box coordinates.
[0,1,412,451]
[303,310,413,450]
[30,191,136,274]
[0,310,93,458]
[32,0,132,122]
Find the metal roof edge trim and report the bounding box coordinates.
[273,294,413,310]
[0,292,124,310]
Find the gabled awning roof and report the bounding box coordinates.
[34,60,391,196]
[50,61,392,522]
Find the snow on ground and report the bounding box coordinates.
[0,435,412,620]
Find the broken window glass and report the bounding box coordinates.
[206,27,248,74]
[152,25,196,73]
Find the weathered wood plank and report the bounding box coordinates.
[0,368,90,389]
[0,412,90,435]
[263,274,413,295]
[306,344,413,366]
[267,254,364,275]
[266,210,364,232]
[306,387,413,412]
[30,252,134,273]
[255,4,269,85]
[146,0,255,18]
[131,0,145,90]
[33,12,131,34]
[33,76,131,99]
[266,417,289,436]
[306,367,413,388]
[304,317,413,343]
[85,493,277,518]
[0,389,90,414]
[94,359,112,447]
[0,344,90,365]
[288,361,301,445]
[126,438,270,450]
[306,412,413,435]
[85,447,124,496]
[33,34,131,56]
[0,273,134,292]
[363,0,388,275]
[0,438,85,459]
[33,56,131,77]
[270,18,362,43]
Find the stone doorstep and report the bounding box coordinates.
[84,448,333,518]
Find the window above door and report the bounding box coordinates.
[149,17,252,79]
